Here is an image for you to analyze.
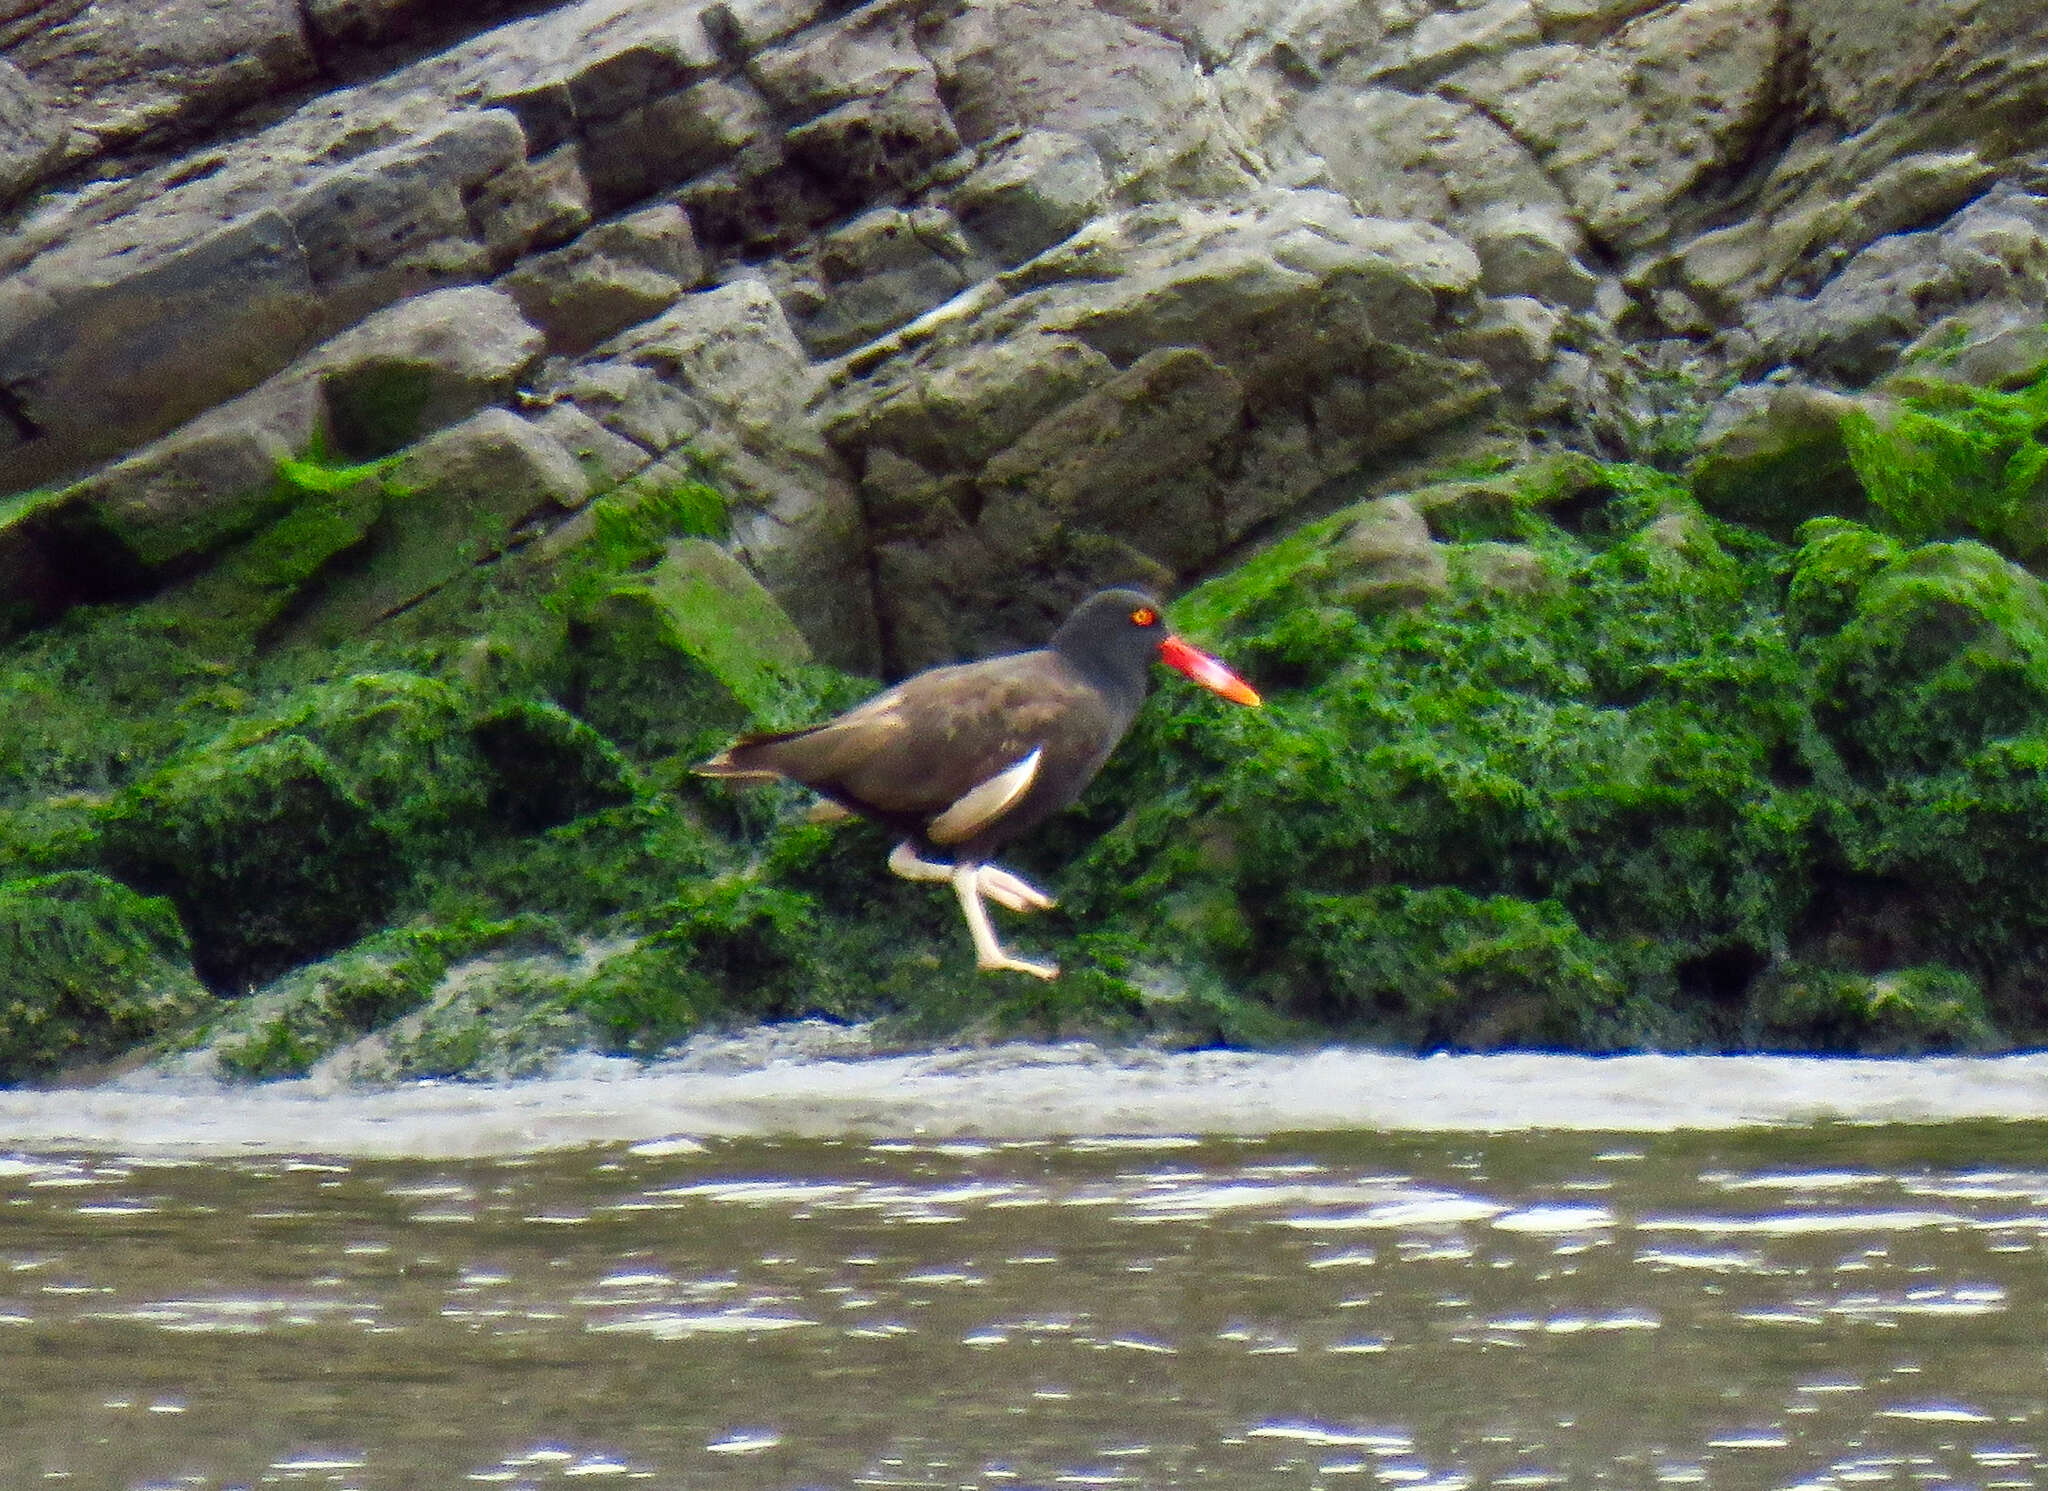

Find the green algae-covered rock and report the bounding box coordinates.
[1691,383,1872,538]
[459,799,724,932]
[472,699,636,831]
[1750,965,1997,1054]
[206,917,568,1080]
[98,672,492,989]
[1844,374,2048,558]
[1051,459,1815,1050]
[101,735,399,989]
[1785,518,1903,642]
[0,871,210,1080]
[567,537,812,756]
[1806,536,2048,776]
[162,459,387,650]
[1287,887,1640,1049]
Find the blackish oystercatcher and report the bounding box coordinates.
[695,588,1261,978]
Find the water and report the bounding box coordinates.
[9,1038,2048,1488]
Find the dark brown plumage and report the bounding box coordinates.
[695,588,1260,978]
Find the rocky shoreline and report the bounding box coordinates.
[3,0,2048,1081]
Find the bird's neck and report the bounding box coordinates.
[1050,641,1149,724]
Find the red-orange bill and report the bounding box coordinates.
[1157,635,1262,707]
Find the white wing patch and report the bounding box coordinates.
[927,748,1042,846]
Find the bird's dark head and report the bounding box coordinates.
[1051,588,1261,707]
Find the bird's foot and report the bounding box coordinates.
[978,949,1061,980]
[952,862,1060,980]
[977,864,1056,915]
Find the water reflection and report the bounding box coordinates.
[4,1124,2048,1487]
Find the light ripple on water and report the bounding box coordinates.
[13,1040,2048,1491]
[19,1037,2048,1156]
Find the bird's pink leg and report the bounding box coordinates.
[889,842,1055,914]
[951,863,1059,980]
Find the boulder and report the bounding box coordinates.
[821,190,1493,666]
[1807,536,2048,776]
[0,871,210,1081]
[1749,965,1996,1054]
[101,734,402,990]
[1456,541,1559,600]
[51,379,330,576]
[0,60,65,208]
[499,204,704,355]
[567,536,813,754]
[309,286,546,460]
[1743,187,2048,386]
[581,281,878,667]
[472,699,637,831]
[1442,0,1781,256]
[1281,87,1570,235]
[282,408,590,639]
[980,346,1246,573]
[580,75,776,213]
[101,671,494,988]
[1470,207,1601,310]
[470,144,594,265]
[703,0,844,60]
[950,130,1109,267]
[281,110,528,324]
[923,0,1250,193]
[1322,495,1449,613]
[6,0,316,157]
[1691,381,1874,537]
[0,209,325,492]
[773,206,984,357]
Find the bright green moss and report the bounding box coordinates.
[1786,519,1904,642]
[1286,887,1640,1049]
[1049,461,1817,1050]
[1750,964,1997,1054]
[1845,372,2048,557]
[472,699,636,831]
[1807,539,2048,776]
[100,734,399,989]
[0,871,211,1080]
[25,362,2048,1076]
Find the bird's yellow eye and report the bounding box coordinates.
[1131,606,1158,627]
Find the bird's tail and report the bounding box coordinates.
[691,727,816,784]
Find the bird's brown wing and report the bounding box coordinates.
[832,653,1116,824]
[706,653,1118,832]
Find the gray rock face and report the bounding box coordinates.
[822,189,1495,664]
[0,0,2042,673]
[7,0,317,161]
[0,209,325,491]
[0,60,64,209]
[500,204,704,355]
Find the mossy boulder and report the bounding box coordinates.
[1843,373,2048,559]
[98,672,491,989]
[0,872,211,1080]
[1286,887,1641,1049]
[1051,459,1813,1049]
[567,537,813,757]
[457,800,724,932]
[162,458,388,651]
[472,699,636,832]
[101,735,399,990]
[206,917,568,1079]
[1750,964,1997,1054]
[1691,382,1872,537]
[1805,534,2048,776]
[1785,518,1903,642]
